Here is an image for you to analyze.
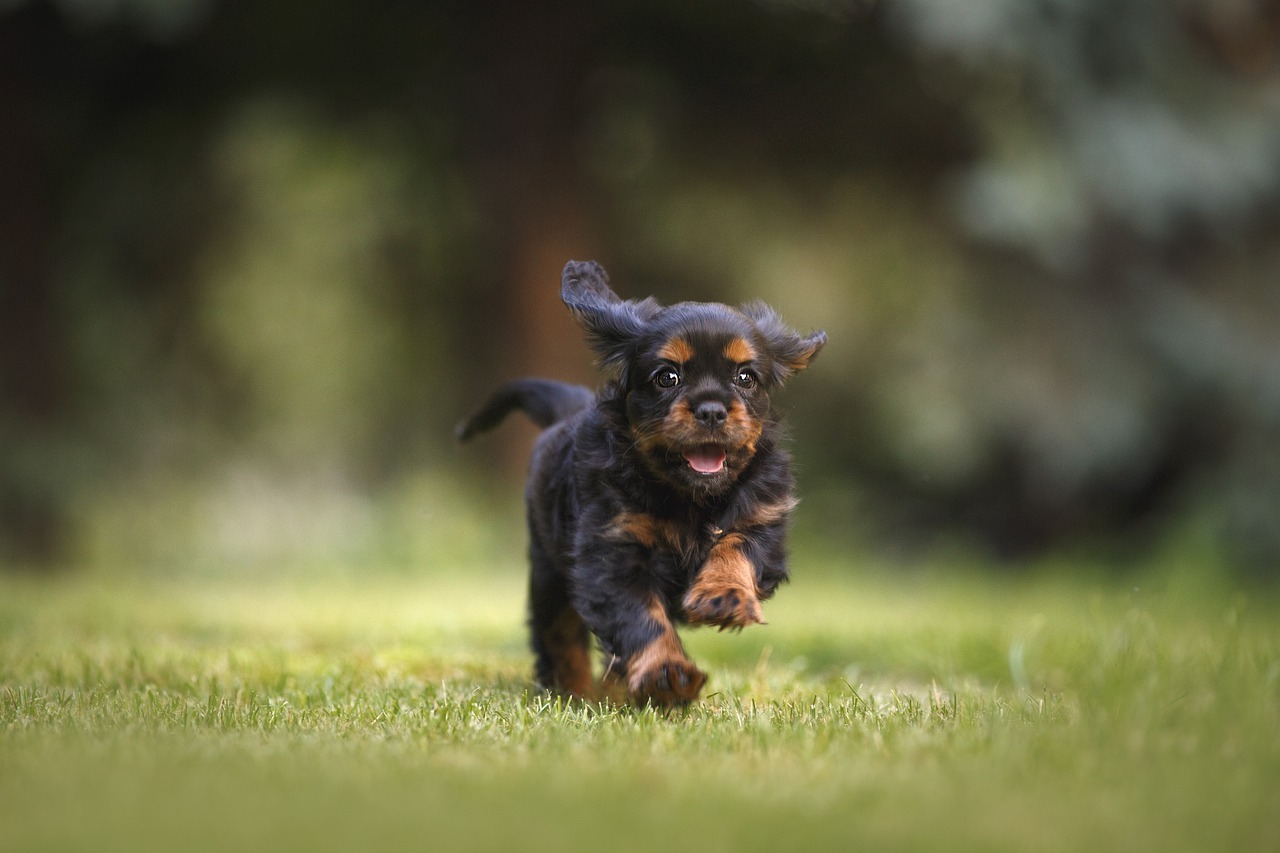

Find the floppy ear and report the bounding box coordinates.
[741,300,827,385]
[561,260,658,369]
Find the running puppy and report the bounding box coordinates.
[458,260,825,707]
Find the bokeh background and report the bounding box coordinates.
[2,0,1278,579]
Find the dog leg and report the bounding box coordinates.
[683,533,765,630]
[528,548,593,698]
[598,594,706,708]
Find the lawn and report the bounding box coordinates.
[1,557,1277,852]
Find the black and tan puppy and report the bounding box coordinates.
[458,260,825,707]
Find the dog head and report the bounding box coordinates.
[562,260,826,496]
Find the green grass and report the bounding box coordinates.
[2,561,1278,852]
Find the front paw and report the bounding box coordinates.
[630,655,707,708]
[683,582,765,631]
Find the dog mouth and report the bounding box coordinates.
[682,444,727,475]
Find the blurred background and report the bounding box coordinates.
[2,0,1278,580]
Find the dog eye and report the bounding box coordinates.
[734,369,758,389]
[654,369,681,389]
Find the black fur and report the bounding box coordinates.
[459,260,825,707]
[454,379,594,441]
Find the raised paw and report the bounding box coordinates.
[630,655,707,708]
[683,581,765,631]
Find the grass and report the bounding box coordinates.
[2,558,1278,852]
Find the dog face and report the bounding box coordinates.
[562,260,826,496]
[624,304,772,494]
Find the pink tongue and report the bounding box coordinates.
[684,445,727,474]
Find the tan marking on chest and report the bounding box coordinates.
[605,511,698,556]
[738,497,799,528]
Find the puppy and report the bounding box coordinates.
[458,260,825,707]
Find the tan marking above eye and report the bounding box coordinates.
[657,337,695,364]
[722,337,757,364]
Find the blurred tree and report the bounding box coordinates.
[878,0,1280,566]
[1,3,81,563]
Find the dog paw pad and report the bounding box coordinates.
[683,584,764,630]
[631,657,706,707]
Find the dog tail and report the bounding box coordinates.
[456,379,595,442]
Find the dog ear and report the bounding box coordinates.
[741,300,827,384]
[562,260,657,369]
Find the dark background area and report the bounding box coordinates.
[2,0,1278,577]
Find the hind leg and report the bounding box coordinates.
[528,545,593,698]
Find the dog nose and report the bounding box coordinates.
[693,400,728,427]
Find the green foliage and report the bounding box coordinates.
[2,563,1277,851]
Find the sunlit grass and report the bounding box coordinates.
[2,560,1277,852]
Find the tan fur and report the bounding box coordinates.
[657,337,695,364]
[683,533,765,629]
[635,399,762,461]
[623,595,706,705]
[739,497,800,529]
[722,337,758,364]
[541,607,593,698]
[605,511,696,558]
